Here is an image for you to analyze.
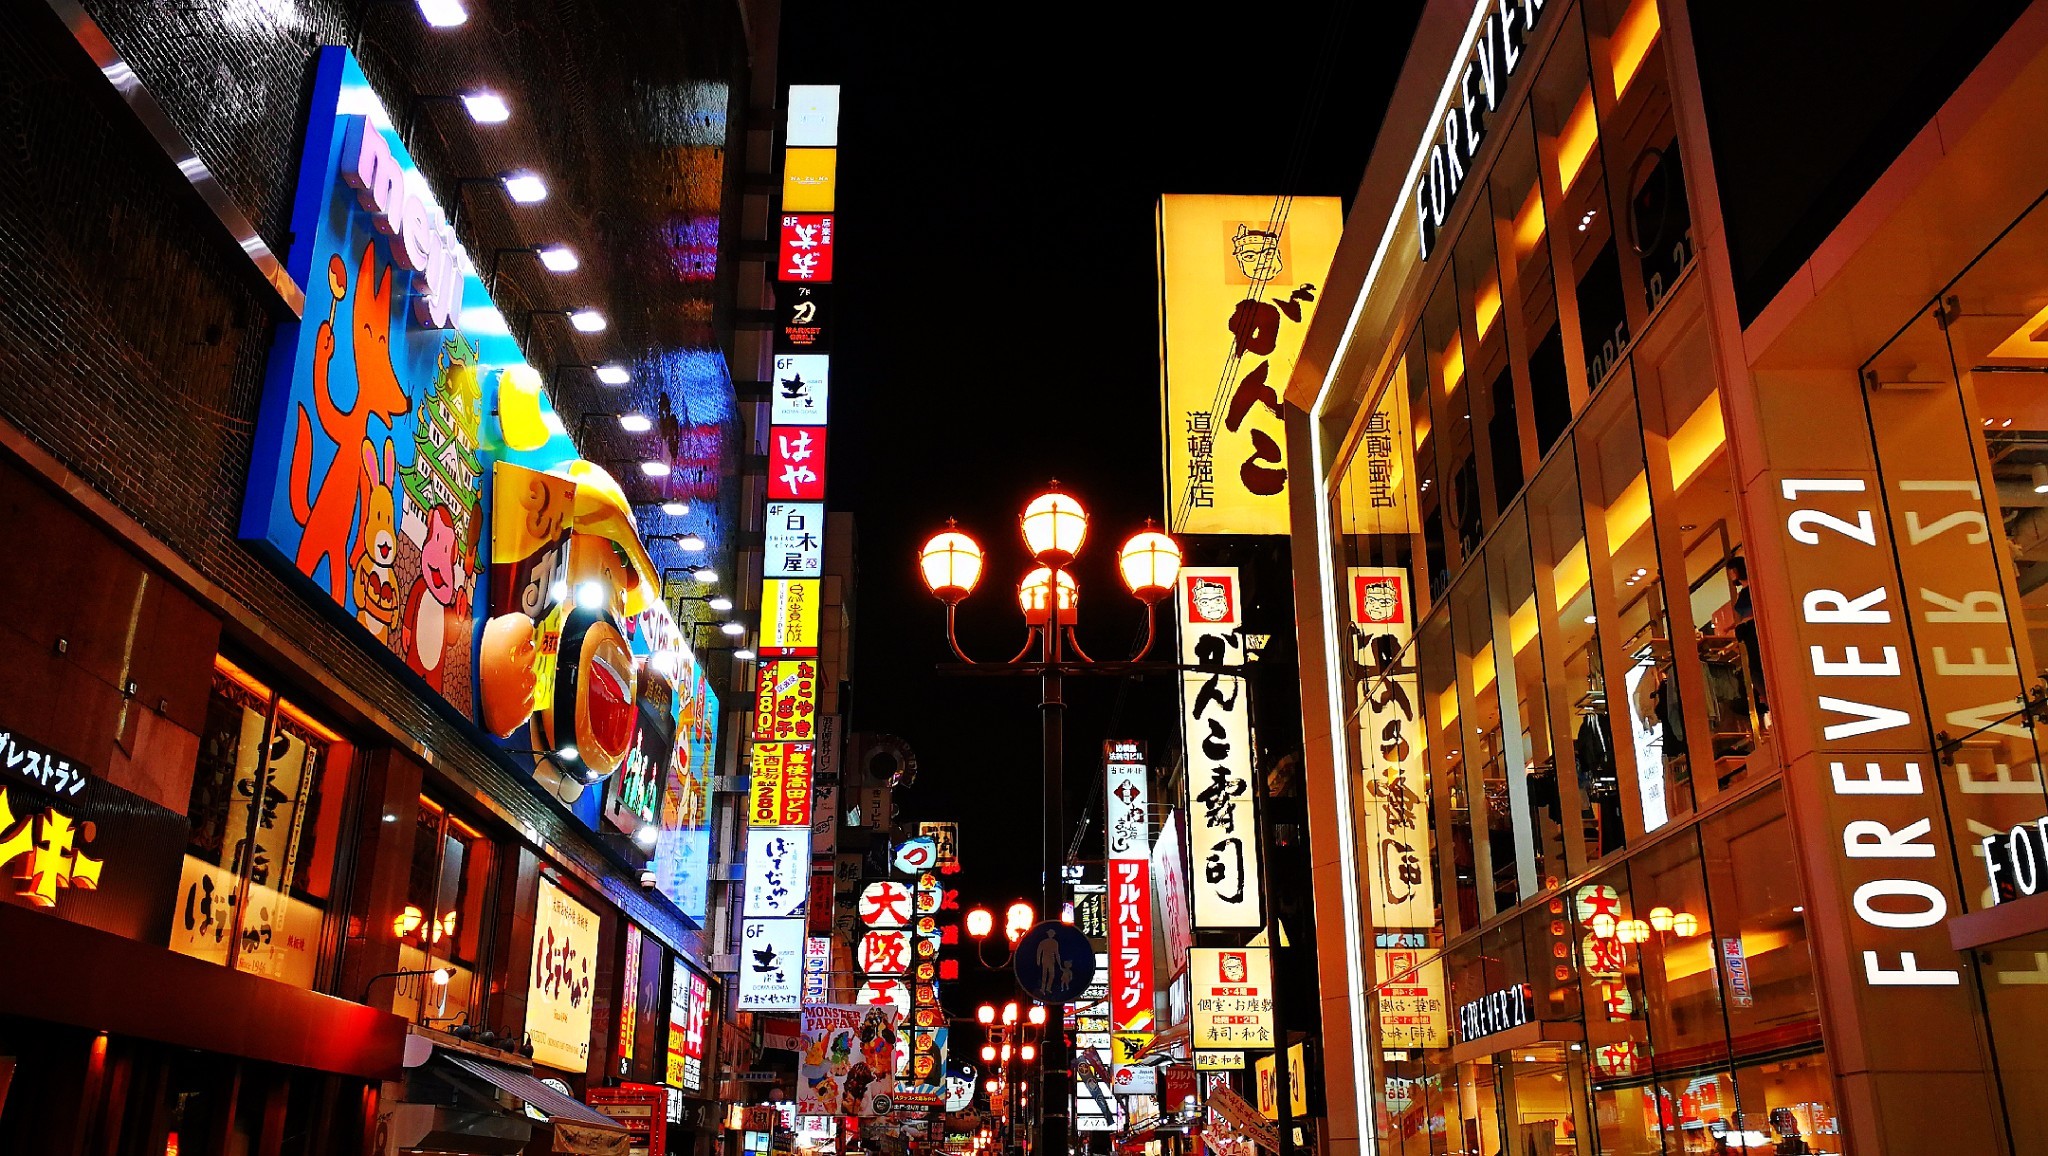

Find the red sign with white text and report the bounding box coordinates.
[768,426,828,501]
[779,214,835,282]
[1111,858,1155,1032]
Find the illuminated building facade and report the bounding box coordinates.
[1286,1,2048,1153]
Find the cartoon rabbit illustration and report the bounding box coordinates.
[290,244,414,601]
[350,439,400,639]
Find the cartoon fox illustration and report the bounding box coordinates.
[291,244,413,602]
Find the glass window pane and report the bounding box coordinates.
[1529,451,1617,865]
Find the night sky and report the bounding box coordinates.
[779,3,1422,1008]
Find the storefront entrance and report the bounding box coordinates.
[1452,1043,1592,1156]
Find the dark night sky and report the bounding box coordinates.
[779,3,1421,1004]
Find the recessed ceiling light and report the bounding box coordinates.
[502,172,547,203]
[416,0,467,26]
[619,413,653,433]
[661,501,689,516]
[569,308,606,332]
[640,461,671,477]
[462,91,510,124]
[536,244,578,272]
[595,363,630,385]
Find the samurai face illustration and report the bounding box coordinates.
[1191,579,1232,624]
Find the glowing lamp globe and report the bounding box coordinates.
[1648,906,1674,932]
[920,523,984,604]
[1027,1004,1046,1026]
[1591,912,1616,939]
[1020,1044,1036,1063]
[981,1045,997,1062]
[1002,1001,1019,1025]
[966,907,995,940]
[1118,528,1182,603]
[1671,911,1700,937]
[976,1003,996,1025]
[1019,567,1078,626]
[1021,488,1088,567]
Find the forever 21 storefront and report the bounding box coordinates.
[1285,1,2048,1154]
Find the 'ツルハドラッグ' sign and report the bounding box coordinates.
[239,48,720,879]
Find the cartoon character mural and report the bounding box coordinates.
[243,49,716,857]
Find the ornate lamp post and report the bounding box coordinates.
[918,486,1181,1156]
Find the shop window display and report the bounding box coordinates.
[1526,451,1618,866]
[171,656,354,989]
[396,796,496,1027]
[1486,512,1571,902]
[1453,564,1523,917]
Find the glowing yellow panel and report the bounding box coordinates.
[1510,597,1539,654]
[1440,333,1466,396]
[781,148,837,212]
[1472,642,1497,693]
[1552,544,1590,613]
[1474,276,1502,343]
[1513,184,1547,258]
[1557,89,1599,192]
[1610,0,1663,99]
[1668,394,1727,491]
[1604,473,1652,549]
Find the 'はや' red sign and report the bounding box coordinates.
[768,427,827,501]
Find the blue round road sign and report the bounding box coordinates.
[1013,921,1095,1003]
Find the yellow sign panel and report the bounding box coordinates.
[1157,194,1343,535]
[1190,947,1275,1049]
[1255,1043,1309,1121]
[1195,1049,1244,1071]
[762,577,820,657]
[782,148,837,212]
[527,878,600,1072]
[1376,948,1450,1050]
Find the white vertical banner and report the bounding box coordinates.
[1348,567,1435,930]
[1176,567,1263,929]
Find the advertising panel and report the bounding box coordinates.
[798,1004,902,1116]
[1110,859,1155,1034]
[1156,194,1342,534]
[666,960,711,1092]
[744,827,812,918]
[755,660,819,742]
[1375,948,1450,1050]
[761,578,821,657]
[769,427,828,501]
[750,742,815,827]
[786,85,841,148]
[1254,1044,1309,1121]
[781,148,837,211]
[1153,811,1194,971]
[654,661,717,924]
[775,283,833,352]
[917,821,960,870]
[1189,947,1274,1049]
[765,503,826,579]
[528,878,600,1072]
[778,214,835,282]
[772,355,831,426]
[1176,568,1262,928]
[738,918,805,1011]
[1349,566,1434,929]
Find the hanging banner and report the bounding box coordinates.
[744,827,812,918]
[1190,947,1275,1050]
[738,918,805,1011]
[1176,568,1262,928]
[1349,566,1435,930]
[528,878,600,1072]
[1157,194,1343,535]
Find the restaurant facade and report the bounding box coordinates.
[1283,0,2048,1153]
[0,2,776,1153]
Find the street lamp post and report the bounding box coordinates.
[921,487,1182,1156]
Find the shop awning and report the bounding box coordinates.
[440,1054,630,1156]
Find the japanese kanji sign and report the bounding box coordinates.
[744,827,812,918]
[859,929,911,975]
[528,878,600,1072]
[1157,194,1341,535]
[761,578,821,658]
[755,660,818,742]
[772,354,831,426]
[1190,947,1274,1049]
[1350,566,1434,930]
[738,917,805,1011]
[766,502,826,579]
[1104,742,1149,860]
[778,213,835,282]
[776,282,833,352]
[1109,859,1154,1034]
[917,821,959,870]
[768,427,828,501]
[751,742,815,827]
[1375,948,1449,1050]
[1176,567,1262,929]
[859,880,913,928]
